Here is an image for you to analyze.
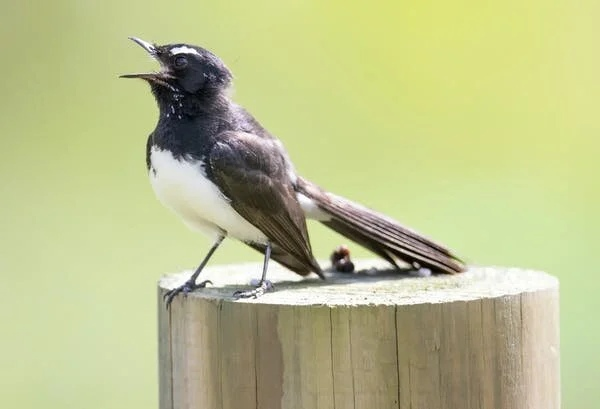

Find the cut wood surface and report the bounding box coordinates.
[158,260,559,409]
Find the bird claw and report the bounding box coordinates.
[233,280,273,299]
[164,279,212,308]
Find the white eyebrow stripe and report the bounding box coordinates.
[169,46,200,56]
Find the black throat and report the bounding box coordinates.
[151,84,229,120]
[146,85,235,168]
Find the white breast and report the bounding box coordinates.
[149,147,268,243]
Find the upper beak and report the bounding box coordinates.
[128,37,156,55]
[120,37,161,80]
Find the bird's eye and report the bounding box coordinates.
[173,55,188,69]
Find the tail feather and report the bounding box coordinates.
[297,178,465,274]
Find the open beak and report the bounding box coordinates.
[120,37,172,82]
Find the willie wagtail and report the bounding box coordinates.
[121,37,465,306]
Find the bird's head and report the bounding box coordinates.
[121,37,233,96]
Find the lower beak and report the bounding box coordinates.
[120,72,160,80]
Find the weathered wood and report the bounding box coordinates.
[158,260,559,409]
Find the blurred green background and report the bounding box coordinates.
[1,0,597,407]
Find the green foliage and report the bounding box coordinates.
[0,0,598,407]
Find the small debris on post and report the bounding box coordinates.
[330,244,355,273]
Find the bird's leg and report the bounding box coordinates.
[234,242,274,299]
[164,235,225,308]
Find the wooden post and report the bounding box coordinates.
[158,260,559,409]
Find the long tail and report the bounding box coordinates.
[296,177,465,274]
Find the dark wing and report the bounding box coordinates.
[245,242,320,277]
[208,131,322,276]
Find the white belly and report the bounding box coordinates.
[149,146,268,243]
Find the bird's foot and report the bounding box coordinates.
[164,279,212,308]
[233,280,274,299]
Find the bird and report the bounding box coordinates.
[121,37,465,306]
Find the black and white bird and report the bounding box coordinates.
[121,37,465,306]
